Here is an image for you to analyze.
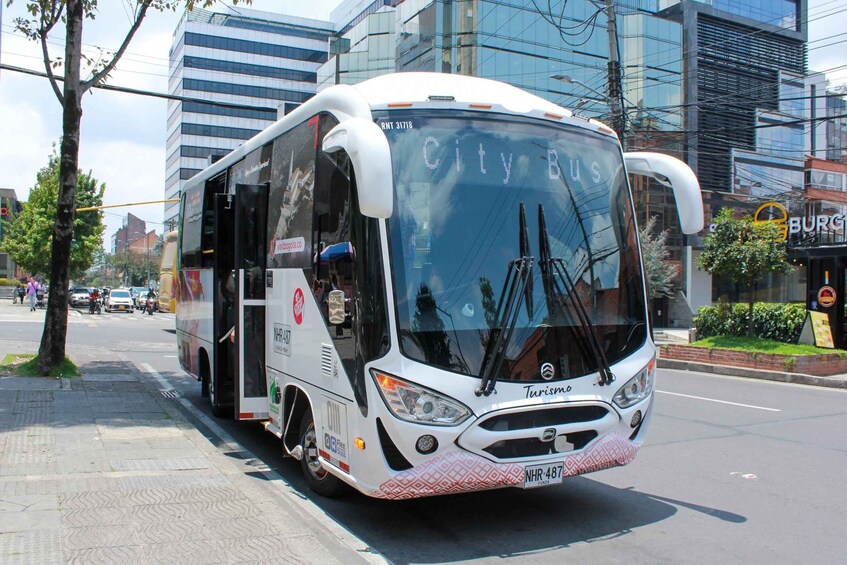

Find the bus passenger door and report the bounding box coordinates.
[212,194,236,416]
[234,184,269,420]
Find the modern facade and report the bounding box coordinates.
[391,0,683,137]
[165,7,334,229]
[317,0,396,91]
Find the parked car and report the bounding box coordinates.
[105,289,134,313]
[68,288,92,308]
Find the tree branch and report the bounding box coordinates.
[39,31,65,105]
[82,1,151,92]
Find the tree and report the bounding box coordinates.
[2,151,105,280]
[9,0,249,374]
[696,208,792,337]
[110,249,160,287]
[639,216,679,299]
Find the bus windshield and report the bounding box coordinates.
[380,112,647,382]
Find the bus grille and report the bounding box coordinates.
[458,403,617,462]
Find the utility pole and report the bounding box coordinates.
[603,0,625,145]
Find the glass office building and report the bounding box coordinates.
[165,7,334,228]
[394,0,683,135]
[317,1,396,91]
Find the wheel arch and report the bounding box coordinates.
[282,384,313,452]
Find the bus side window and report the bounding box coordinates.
[201,175,225,268]
[180,187,202,268]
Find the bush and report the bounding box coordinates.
[0,278,18,286]
[693,301,806,343]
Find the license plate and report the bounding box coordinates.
[118,306,124,310]
[523,462,564,488]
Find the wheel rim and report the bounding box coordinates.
[303,424,328,480]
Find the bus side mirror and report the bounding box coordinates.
[323,118,394,219]
[624,152,704,234]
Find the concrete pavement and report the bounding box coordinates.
[0,337,383,564]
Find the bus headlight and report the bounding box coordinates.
[613,358,655,409]
[372,370,471,426]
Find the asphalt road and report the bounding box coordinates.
[4,304,846,564]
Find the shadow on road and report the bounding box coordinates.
[170,372,747,564]
[312,475,745,563]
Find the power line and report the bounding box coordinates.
[0,62,278,112]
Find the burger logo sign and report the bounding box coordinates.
[293,288,305,325]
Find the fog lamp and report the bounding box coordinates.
[630,410,643,428]
[416,434,438,454]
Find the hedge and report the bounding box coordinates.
[693,302,807,343]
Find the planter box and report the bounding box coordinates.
[660,344,847,376]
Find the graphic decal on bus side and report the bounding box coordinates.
[269,378,281,415]
[318,396,349,473]
[293,288,305,325]
[273,237,305,255]
[273,323,291,356]
[370,433,639,499]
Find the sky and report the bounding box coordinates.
[0,0,845,251]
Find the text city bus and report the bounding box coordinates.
[176,72,703,499]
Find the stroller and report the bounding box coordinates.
[35,288,46,309]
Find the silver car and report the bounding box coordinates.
[68,288,92,308]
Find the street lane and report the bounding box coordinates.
[4,309,845,564]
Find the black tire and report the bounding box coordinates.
[201,368,210,398]
[299,410,346,497]
[208,362,232,419]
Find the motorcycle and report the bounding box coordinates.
[142,295,157,315]
[89,297,101,315]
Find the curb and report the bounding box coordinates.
[137,362,388,565]
[658,358,847,389]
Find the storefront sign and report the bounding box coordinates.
[709,201,847,243]
[756,201,847,241]
[817,286,837,308]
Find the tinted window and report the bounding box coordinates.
[266,117,319,269]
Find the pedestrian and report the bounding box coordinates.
[26,277,38,311]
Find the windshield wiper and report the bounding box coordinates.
[476,203,534,397]
[538,204,615,386]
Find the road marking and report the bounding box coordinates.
[656,390,781,412]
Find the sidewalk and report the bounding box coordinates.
[0,342,382,564]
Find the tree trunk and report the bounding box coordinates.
[38,0,84,374]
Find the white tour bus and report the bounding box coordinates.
[176,72,703,499]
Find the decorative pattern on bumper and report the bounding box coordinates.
[370,433,639,499]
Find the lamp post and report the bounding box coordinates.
[550,72,625,145]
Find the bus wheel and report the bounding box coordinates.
[299,411,346,497]
[208,363,231,419]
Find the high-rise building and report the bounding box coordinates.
[317,0,396,91]
[392,0,683,138]
[657,0,807,196]
[112,213,148,254]
[165,7,334,228]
